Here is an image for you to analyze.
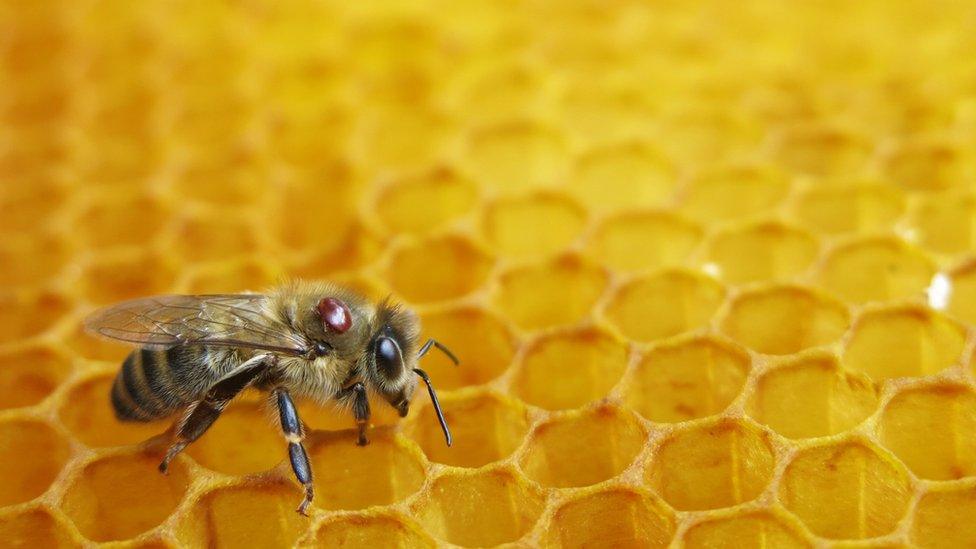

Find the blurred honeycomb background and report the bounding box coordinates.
[3,0,976,546]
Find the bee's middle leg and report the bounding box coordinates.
[274,388,314,516]
[159,355,269,473]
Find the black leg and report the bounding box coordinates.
[274,388,314,516]
[347,382,371,446]
[417,338,460,365]
[159,354,269,474]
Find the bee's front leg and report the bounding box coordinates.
[274,388,314,516]
[339,382,371,446]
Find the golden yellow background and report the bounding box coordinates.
[2,0,976,546]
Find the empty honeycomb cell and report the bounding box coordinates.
[182,259,280,295]
[792,182,906,235]
[779,440,913,539]
[910,485,976,548]
[720,285,850,355]
[585,211,702,273]
[0,509,76,549]
[0,346,69,410]
[770,124,872,177]
[656,104,761,166]
[569,142,677,212]
[80,252,178,305]
[679,165,790,224]
[386,235,493,303]
[879,384,976,480]
[0,178,65,236]
[604,269,725,343]
[843,305,965,380]
[184,399,282,476]
[817,237,936,304]
[947,260,976,324]
[457,64,545,125]
[560,85,655,145]
[682,510,811,549]
[545,488,676,549]
[909,191,976,255]
[0,234,68,288]
[493,255,607,331]
[374,167,479,235]
[0,290,70,344]
[521,406,646,488]
[882,139,963,191]
[482,192,586,259]
[624,335,750,423]
[463,122,568,192]
[313,513,435,548]
[511,327,628,410]
[75,192,169,249]
[275,175,360,254]
[67,320,129,362]
[171,214,260,263]
[307,430,425,511]
[0,420,70,506]
[748,353,878,439]
[178,483,307,548]
[62,452,189,542]
[412,469,544,547]
[172,161,273,209]
[704,221,819,284]
[647,419,775,511]
[59,374,170,448]
[357,105,454,172]
[406,391,529,468]
[415,306,517,389]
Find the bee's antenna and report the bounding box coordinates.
[413,368,452,447]
[417,339,460,366]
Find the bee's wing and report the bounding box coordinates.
[84,294,308,356]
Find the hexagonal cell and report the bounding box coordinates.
[76,192,169,249]
[185,399,282,476]
[908,191,976,254]
[170,214,260,263]
[882,139,964,192]
[308,430,426,511]
[375,167,479,235]
[0,234,68,288]
[0,346,69,410]
[569,142,677,212]
[655,103,761,166]
[0,420,70,506]
[911,485,976,548]
[0,509,77,548]
[406,391,529,468]
[459,64,545,125]
[80,251,177,305]
[0,290,71,344]
[585,211,702,273]
[682,510,811,549]
[792,182,905,235]
[647,419,775,511]
[770,124,872,177]
[412,469,544,547]
[62,452,189,542]
[604,269,725,343]
[512,327,628,410]
[357,105,453,172]
[748,353,878,439]
[67,319,130,362]
[817,237,935,304]
[314,513,435,548]
[493,255,607,331]
[625,335,750,423]
[679,165,790,224]
[182,259,280,295]
[880,384,976,480]
[778,440,913,539]
[544,488,676,549]
[386,235,493,303]
[178,483,307,548]
[704,222,819,284]
[482,192,586,259]
[521,406,645,488]
[463,122,568,192]
[720,285,850,355]
[416,306,516,389]
[274,174,360,254]
[843,306,965,380]
[59,374,170,448]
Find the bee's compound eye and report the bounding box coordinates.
[374,336,404,379]
[316,297,352,333]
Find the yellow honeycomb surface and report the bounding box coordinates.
[3,0,976,547]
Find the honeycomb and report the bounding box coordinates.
[3,0,976,547]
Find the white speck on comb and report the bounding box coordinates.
[702,262,722,278]
[927,272,952,310]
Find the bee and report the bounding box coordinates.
[84,280,456,515]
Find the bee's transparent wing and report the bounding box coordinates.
[84,294,308,356]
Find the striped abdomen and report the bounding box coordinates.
[111,346,232,421]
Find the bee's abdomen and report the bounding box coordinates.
[111,348,201,422]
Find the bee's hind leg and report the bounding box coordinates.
[274,388,314,516]
[159,354,270,474]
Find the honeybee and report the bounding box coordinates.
[84,280,456,515]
